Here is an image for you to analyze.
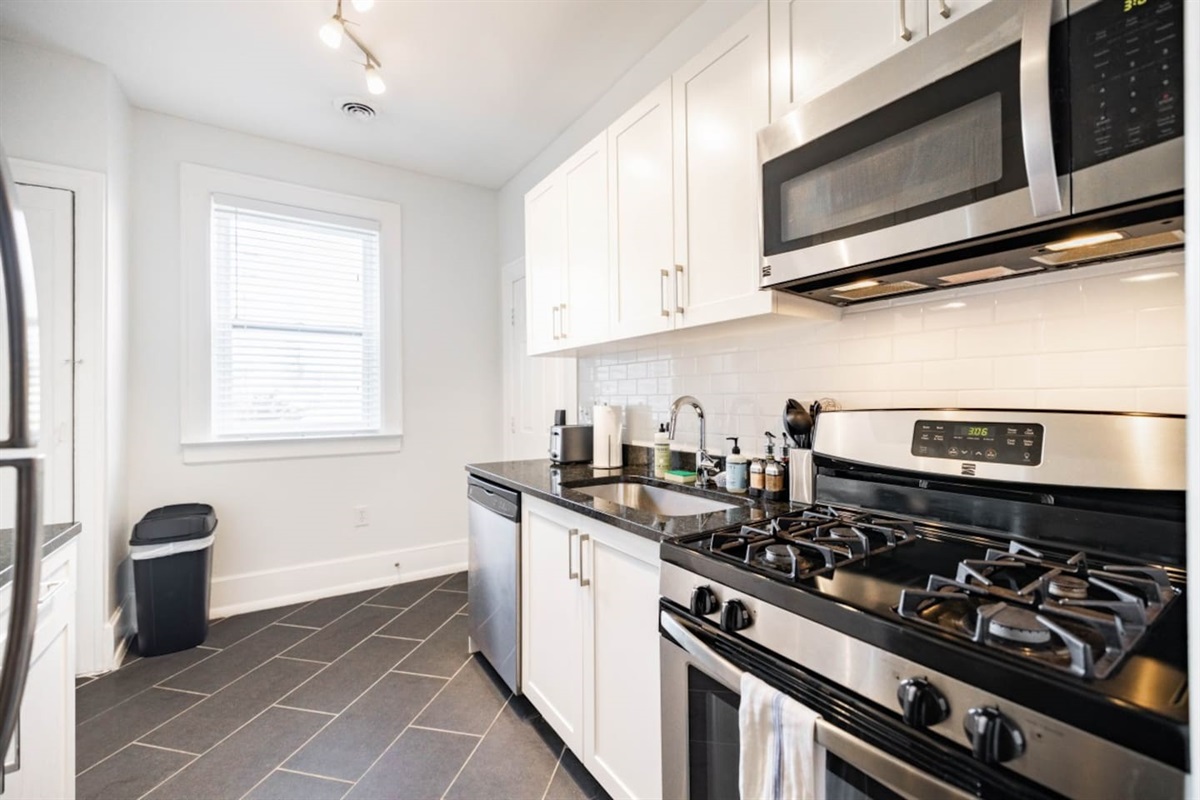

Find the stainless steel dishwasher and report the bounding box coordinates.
[466,475,521,694]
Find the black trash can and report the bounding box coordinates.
[130,503,218,657]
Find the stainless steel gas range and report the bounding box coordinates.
[659,409,1186,800]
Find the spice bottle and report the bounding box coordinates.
[749,454,765,498]
[767,432,789,502]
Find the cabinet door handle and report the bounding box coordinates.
[659,269,670,318]
[898,0,913,40]
[552,306,560,340]
[559,303,568,339]
[937,0,951,18]
[578,534,591,587]
[567,528,579,581]
[37,580,66,611]
[674,264,685,314]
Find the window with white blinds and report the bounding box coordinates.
[209,196,382,439]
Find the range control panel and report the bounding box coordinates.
[1071,0,1183,170]
[911,421,1044,466]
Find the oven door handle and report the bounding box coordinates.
[660,610,744,690]
[1018,0,1062,218]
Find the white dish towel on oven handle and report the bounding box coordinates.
[739,672,824,800]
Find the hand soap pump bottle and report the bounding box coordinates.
[767,432,789,502]
[654,423,671,478]
[725,437,748,494]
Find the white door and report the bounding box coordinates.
[525,176,566,355]
[562,133,610,347]
[608,80,676,339]
[673,3,773,329]
[769,0,928,119]
[583,530,662,800]
[522,504,585,752]
[501,260,577,460]
[0,183,74,528]
[927,0,993,34]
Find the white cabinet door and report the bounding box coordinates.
[582,526,661,800]
[672,3,773,330]
[521,504,585,752]
[1,548,76,800]
[927,0,993,34]
[608,80,676,339]
[524,175,566,355]
[562,133,610,347]
[769,0,927,119]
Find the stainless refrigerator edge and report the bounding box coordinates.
[0,138,46,793]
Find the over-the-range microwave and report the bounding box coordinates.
[757,0,1184,305]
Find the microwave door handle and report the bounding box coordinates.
[660,611,744,690]
[1019,0,1062,218]
[0,143,39,449]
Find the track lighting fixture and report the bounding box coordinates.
[318,0,385,95]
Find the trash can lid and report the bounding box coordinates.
[131,503,218,545]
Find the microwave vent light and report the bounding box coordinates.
[939,265,1026,285]
[830,280,927,301]
[1044,231,1125,252]
[1031,230,1183,266]
[833,279,881,292]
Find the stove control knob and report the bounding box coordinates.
[690,586,720,616]
[719,600,752,633]
[896,678,949,729]
[963,706,1025,765]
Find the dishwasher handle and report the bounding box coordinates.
[467,476,520,521]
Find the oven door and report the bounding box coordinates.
[659,605,1055,800]
[757,0,1069,292]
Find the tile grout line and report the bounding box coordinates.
[273,703,337,717]
[276,654,331,665]
[155,685,211,697]
[132,741,203,757]
[372,633,423,642]
[540,752,566,800]
[439,695,513,800]
[407,723,483,738]
[276,766,356,785]
[346,654,477,793]
[232,602,449,800]
[274,622,321,630]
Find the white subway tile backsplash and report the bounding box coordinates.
[579,255,1187,456]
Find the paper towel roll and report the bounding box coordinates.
[592,405,623,468]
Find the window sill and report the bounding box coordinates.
[182,433,403,465]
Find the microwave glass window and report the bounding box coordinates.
[780,93,1004,243]
[687,667,741,800]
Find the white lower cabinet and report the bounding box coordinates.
[521,497,662,800]
[1,541,77,800]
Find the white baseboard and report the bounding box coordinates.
[209,538,468,618]
[89,595,134,676]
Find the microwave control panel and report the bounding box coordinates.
[1071,0,1183,170]
[911,421,1045,466]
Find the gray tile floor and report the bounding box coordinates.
[75,572,610,800]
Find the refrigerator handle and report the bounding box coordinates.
[0,456,43,781]
[0,142,38,449]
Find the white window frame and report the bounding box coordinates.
[180,164,403,464]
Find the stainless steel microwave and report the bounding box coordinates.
[758,0,1184,305]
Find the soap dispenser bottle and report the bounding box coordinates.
[654,423,671,478]
[768,432,790,502]
[725,437,748,494]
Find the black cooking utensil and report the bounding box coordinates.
[783,399,807,448]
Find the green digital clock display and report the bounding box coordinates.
[956,425,990,438]
[1123,0,1148,12]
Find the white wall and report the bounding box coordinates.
[1,38,133,672]
[127,110,501,616]
[579,254,1189,457]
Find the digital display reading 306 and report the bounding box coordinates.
[912,420,1044,466]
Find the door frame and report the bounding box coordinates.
[10,158,117,675]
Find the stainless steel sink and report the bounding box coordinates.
[571,482,739,517]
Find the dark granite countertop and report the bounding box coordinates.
[0,522,82,590]
[465,460,792,542]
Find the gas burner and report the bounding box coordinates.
[898,540,1180,679]
[986,604,1052,645]
[762,544,793,566]
[824,525,859,539]
[1048,575,1089,600]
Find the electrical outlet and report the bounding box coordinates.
[353,506,370,527]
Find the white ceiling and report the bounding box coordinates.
[0,0,701,188]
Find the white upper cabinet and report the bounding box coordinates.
[608,80,676,340]
[769,0,928,119]
[562,133,610,347]
[524,175,566,356]
[672,3,774,329]
[927,0,994,34]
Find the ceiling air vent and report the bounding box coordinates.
[336,98,377,122]
[830,280,927,302]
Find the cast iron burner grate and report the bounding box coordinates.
[897,540,1179,679]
